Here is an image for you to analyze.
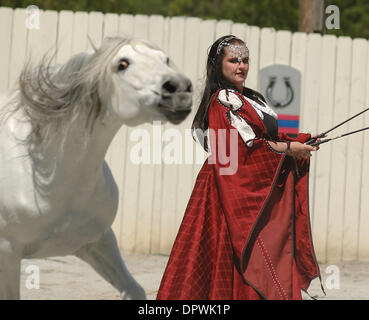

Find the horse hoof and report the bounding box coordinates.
[121,285,147,300]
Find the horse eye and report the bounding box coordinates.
[118,59,129,71]
[166,57,170,65]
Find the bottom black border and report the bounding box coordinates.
[0,299,366,319]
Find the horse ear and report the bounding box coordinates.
[87,34,97,52]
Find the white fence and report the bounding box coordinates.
[1,7,369,263]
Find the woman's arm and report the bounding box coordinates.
[268,139,319,160]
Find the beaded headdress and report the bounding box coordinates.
[215,36,249,63]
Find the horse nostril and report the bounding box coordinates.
[186,83,193,93]
[162,81,178,93]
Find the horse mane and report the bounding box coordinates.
[8,36,142,144]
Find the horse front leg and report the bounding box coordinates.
[0,238,21,299]
[74,228,146,300]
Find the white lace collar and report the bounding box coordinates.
[217,89,278,120]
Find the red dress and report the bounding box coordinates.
[157,89,321,300]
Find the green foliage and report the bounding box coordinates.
[0,0,367,39]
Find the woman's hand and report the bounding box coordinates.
[309,134,326,149]
[267,137,322,159]
[285,141,318,160]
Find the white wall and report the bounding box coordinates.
[1,7,368,263]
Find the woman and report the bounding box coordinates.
[157,35,321,300]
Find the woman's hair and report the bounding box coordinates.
[191,35,265,151]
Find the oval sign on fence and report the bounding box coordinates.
[259,65,301,135]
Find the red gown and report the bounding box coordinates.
[157,89,321,300]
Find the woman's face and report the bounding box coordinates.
[221,44,249,91]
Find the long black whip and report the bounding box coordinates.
[306,107,369,145]
[309,126,369,146]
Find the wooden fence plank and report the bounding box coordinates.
[359,43,369,260]
[26,10,58,69]
[119,13,134,38]
[258,27,276,105]
[71,12,88,55]
[8,8,28,88]
[343,38,368,261]
[148,15,165,48]
[259,27,276,69]
[103,13,119,38]
[299,34,321,134]
[215,20,232,39]
[231,22,248,42]
[326,36,352,263]
[196,19,216,93]
[311,34,337,263]
[301,34,321,258]
[0,7,13,92]
[245,26,260,91]
[56,10,73,65]
[290,32,308,126]
[133,14,149,40]
[87,11,103,50]
[275,30,292,65]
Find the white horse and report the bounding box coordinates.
[0,37,192,299]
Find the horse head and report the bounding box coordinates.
[97,37,193,126]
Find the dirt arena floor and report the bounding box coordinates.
[20,253,369,300]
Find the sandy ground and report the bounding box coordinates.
[20,254,369,300]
